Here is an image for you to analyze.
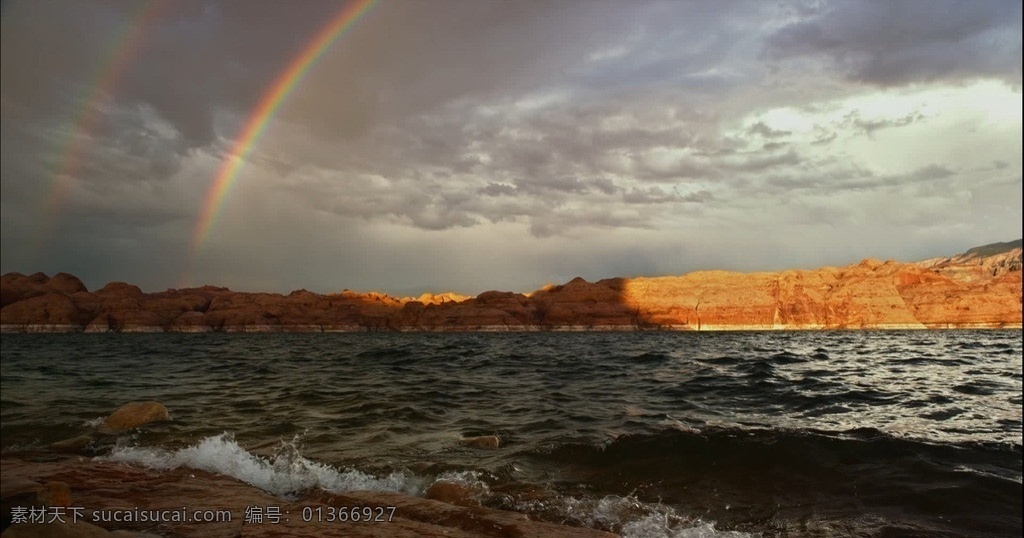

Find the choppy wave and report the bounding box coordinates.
[105,433,426,498]
[99,425,1024,537]
[3,330,1021,536]
[528,426,1023,537]
[104,432,752,537]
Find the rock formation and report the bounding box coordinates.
[1,241,1020,332]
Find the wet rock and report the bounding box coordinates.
[2,521,112,538]
[425,482,482,507]
[0,478,41,501]
[328,490,616,538]
[51,436,94,453]
[0,480,70,507]
[34,482,72,507]
[3,457,617,538]
[98,402,170,434]
[1,480,71,533]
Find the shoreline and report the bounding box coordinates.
[1,456,617,538]
[3,323,1021,333]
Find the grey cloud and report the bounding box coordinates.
[811,131,839,145]
[623,186,677,205]
[2,0,1020,293]
[403,207,479,231]
[622,186,712,205]
[844,111,926,135]
[678,189,713,203]
[0,2,109,116]
[479,183,518,197]
[3,1,376,150]
[64,104,189,189]
[272,80,813,235]
[590,177,619,195]
[840,165,956,192]
[906,164,954,181]
[568,1,771,95]
[277,1,676,139]
[747,121,791,139]
[725,150,801,173]
[515,175,589,195]
[634,153,720,182]
[757,161,961,199]
[765,0,1022,86]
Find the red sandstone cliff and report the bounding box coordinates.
[2,241,1020,332]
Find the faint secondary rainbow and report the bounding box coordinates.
[32,1,167,260]
[188,0,378,259]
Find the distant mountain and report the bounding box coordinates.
[917,239,1022,282]
[962,239,1022,258]
[2,241,1021,332]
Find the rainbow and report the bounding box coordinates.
[32,1,166,259]
[188,0,378,259]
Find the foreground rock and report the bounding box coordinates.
[0,458,616,538]
[97,402,170,435]
[1,240,1020,332]
[2,521,163,537]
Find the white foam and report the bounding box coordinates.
[104,433,425,498]
[953,464,1023,484]
[433,469,488,488]
[104,434,754,537]
[623,515,753,538]
[518,493,755,538]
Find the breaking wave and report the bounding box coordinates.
[106,432,425,498]
[104,432,752,537]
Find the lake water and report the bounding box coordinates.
[1,331,1021,537]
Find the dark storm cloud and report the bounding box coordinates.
[2,0,1021,293]
[2,1,370,149]
[0,2,105,114]
[113,1,356,149]
[281,0,696,139]
[5,0,774,241]
[91,105,189,177]
[765,0,1022,85]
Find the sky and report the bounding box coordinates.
[1,0,1021,296]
